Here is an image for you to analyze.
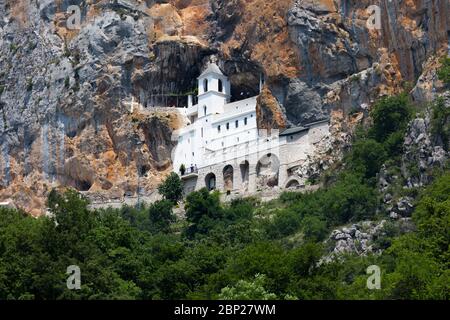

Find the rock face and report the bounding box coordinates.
[402,96,449,189]
[324,219,415,261]
[377,92,449,222]
[0,0,448,214]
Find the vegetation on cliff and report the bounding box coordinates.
[0,92,448,300]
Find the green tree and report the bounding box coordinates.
[148,200,176,233]
[184,188,223,238]
[219,274,278,300]
[158,172,183,204]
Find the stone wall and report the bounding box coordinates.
[182,121,330,194]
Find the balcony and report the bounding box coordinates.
[180,166,199,180]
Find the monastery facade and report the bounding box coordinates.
[172,63,329,195]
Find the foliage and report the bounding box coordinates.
[219,274,278,300]
[437,57,450,85]
[369,94,412,143]
[184,188,223,238]
[347,139,387,179]
[0,93,447,300]
[158,172,183,204]
[430,97,450,151]
[0,170,448,300]
[148,200,176,234]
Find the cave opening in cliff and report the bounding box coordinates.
[73,179,93,192]
[138,164,151,177]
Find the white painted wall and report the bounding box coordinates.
[172,64,330,193]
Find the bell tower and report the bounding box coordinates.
[197,63,230,117]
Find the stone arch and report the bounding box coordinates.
[205,172,216,191]
[256,153,280,187]
[240,160,249,190]
[223,165,234,192]
[286,179,301,189]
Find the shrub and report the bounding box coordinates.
[347,139,387,179]
[437,57,450,85]
[430,97,450,151]
[369,94,412,143]
[302,215,328,242]
[266,209,302,239]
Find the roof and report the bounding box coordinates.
[304,118,330,127]
[279,118,330,137]
[199,63,224,78]
[279,126,309,137]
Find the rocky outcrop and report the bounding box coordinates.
[0,0,448,214]
[402,103,449,189]
[286,0,449,125]
[323,218,415,262]
[256,86,287,131]
[377,92,449,223]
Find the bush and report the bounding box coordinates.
[179,164,186,175]
[266,209,302,239]
[430,97,450,151]
[369,94,412,143]
[347,139,387,179]
[302,215,328,241]
[437,57,450,85]
[319,172,379,226]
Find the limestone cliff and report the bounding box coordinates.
[0,0,448,214]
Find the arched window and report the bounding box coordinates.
[203,106,207,116]
[203,79,208,92]
[218,79,223,93]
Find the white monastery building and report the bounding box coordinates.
[172,63,330,195]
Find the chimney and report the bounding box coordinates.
[188,95,193,108]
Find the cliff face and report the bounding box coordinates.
[0,0,448,214]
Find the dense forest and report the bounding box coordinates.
[0,61,449,300]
